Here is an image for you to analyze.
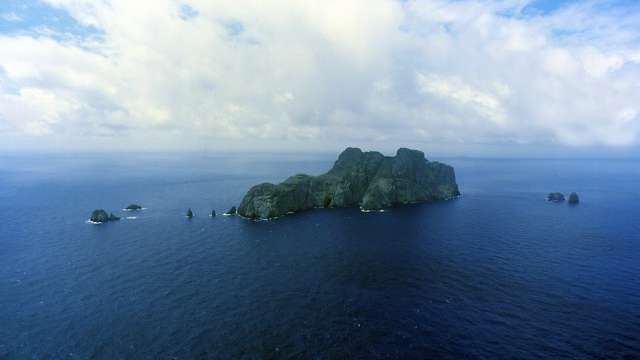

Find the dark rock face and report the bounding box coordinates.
[90,209,120,223]
[568,192,579,204]
[211,210,216,217]
[238,147,460,220]
[125,204,143,211]
[90,209,110,222]
[224,206,237,215]
[547,192,565,202]
[187,208,194,218]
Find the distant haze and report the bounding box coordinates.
[0,0,639,156]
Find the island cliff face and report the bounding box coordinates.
[238,147,460,220]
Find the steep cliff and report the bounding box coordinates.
[238,147,460,220]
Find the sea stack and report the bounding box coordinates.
[187,208,194,218]
[568,192,579,205]
[125,204,143,211]
[238,147,460,220]
[224,206,237,216]
[547,192,565,202]
[90,209,120,223]
[211,210,216,217]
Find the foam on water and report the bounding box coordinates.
[359,208,386,213]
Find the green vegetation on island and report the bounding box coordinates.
[238,147,460,220]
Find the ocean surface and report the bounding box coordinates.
[0,153,639,359]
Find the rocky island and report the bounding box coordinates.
[124,204,143,211]
[90,209,120,223]
[547,192,565,202]
[238,147,460,220]
[568,192,579,204]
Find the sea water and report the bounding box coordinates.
[0,153,638,358]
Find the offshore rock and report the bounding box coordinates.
[568,192,579,205]
[224,206,237,216]
[238,147,460,220]
[547,192,565,202]
[125,204,143,211]
[90,209,120,223]
[186,208,194,218]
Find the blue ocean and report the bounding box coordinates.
[0,153,638,359]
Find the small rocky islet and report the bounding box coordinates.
[568,192,580,204]
[90,209,120,223]
[547,192,565,202]
[125,204,143,211]
[547,192,580,205]
[89,204,143,223]
[237,147,460,220]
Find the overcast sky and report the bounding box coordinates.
[0,0,639,156]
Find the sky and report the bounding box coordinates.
[0,0,639,156]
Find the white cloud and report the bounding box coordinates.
[1,12,22,22]
[417,73,508,125]
[0,87,78,135]
[0,12,22,23]
[0,0,639,152]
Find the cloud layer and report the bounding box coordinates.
[1,0,639,153]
